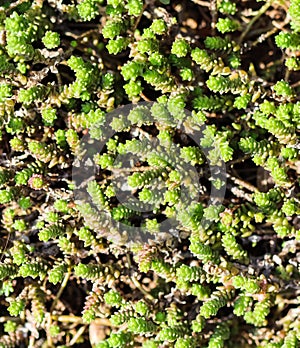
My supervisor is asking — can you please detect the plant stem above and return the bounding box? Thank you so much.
[50,264,71,312]
[238,0,274,45]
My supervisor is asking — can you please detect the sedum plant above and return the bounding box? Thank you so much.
[0,0,299,347]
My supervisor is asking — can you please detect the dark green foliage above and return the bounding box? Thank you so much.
[77,0,100,21]
[42,31,60,49]
[127,317,157,333]
[18,261,48,280]
[189,238,219,263]
[244,296,272,327]
[48,263,67,284]
[207,323,230,348]
[289,0,300,32]
[0,264,18,280]
[74,263,105,280]
[216,18,239,33]
[200,289,234,319]
[38,224,64,242]
[0,0,299,347]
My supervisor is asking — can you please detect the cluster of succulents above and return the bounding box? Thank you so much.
[0,0,299,347]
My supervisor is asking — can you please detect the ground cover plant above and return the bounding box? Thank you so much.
[0,0,299,347]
